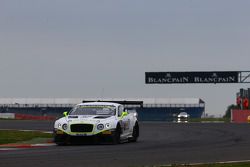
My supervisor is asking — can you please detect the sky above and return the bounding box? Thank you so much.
[0,0,250,116]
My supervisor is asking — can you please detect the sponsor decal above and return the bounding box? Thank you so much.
[102,130,112,135]
[145,71,239,84]
[75,134,88,136]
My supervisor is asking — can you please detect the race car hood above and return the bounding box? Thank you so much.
[66,115,113,121]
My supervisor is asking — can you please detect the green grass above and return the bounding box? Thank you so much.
[0,130,53,144]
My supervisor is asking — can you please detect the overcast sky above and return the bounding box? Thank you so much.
[0,0,250,116]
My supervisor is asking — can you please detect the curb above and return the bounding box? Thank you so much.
[0,143,56,150]
[0,129,56,150]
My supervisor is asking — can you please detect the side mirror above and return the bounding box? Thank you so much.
[122,111,128,117]
[63,111,68,117]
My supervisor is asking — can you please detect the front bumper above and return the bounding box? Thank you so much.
[53,129,116,144]
[54,128,115,136]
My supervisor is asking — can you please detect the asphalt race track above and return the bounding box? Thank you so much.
[1,120,250,167]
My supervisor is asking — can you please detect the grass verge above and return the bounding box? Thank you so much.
[0,130,53,145]
[189,118,230,123]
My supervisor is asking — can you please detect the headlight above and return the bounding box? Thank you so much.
[97,124,104,130]
[62,124,68,130]
[134,112,138,118]
[105,123,110,128]
[58,123,62,128]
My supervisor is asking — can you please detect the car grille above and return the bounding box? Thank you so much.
[70,124,94,132]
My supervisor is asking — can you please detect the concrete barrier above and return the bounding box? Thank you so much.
[0,113,15,119]
[0,113,56,120]
[15,114,56,120]
[231,109,250,123]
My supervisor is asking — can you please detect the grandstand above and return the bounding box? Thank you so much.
[0,98,205,121]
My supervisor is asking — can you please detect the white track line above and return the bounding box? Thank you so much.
[0,129,53,133]
[161,159,250,166]
[32,143,56,147]
[0,148,21,151]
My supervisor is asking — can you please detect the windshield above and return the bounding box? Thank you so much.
[179,112,188,115]
[69,105,116,116]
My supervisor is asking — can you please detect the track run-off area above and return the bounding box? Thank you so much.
[0,120,250,167]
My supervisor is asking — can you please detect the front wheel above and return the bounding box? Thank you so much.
[130,122,139,142]
[111,125,121,144]
[54,133,70,146]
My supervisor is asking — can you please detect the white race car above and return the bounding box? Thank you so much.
[54,102,139,145]
[177,112,189,123]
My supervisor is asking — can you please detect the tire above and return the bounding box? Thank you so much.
[111,124,121,144]
[130,122,139,142]
[54,134,70,146]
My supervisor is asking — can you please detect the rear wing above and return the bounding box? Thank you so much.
[82,100,143,108]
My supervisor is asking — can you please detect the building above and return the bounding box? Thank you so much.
[232,88,250,123]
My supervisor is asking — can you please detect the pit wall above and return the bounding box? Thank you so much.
[136,107,204,121]
[0,113,56,120]
[0,106,204,121]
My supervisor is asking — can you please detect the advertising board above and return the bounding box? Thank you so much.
[145,71,239,84]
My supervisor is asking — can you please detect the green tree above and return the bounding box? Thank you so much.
[223,104,238,118]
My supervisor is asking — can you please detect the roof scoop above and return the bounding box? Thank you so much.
[68,116,78,119]
[94,116,111,119]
